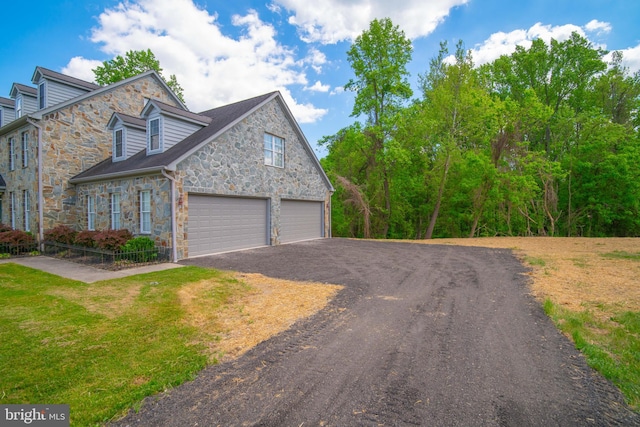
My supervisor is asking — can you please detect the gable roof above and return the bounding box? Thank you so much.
[32,67,100,91]
[107,112,147,130]
[0,97,15,108]
[141,99,211,126]
[70,91,333,191]
[10,83,37,98]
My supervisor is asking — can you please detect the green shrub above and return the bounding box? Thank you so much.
[119,236,158,262]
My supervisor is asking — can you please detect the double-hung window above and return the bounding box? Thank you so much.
[148,118,160,152]
[15,96,22,118]
[114,129,124,159]
[21,132,28,168]
[87,195,96,231]
[9,137,15,171]
[23,190,30,232]
[140,191,151,234]
[9,192,15,229]
[111,193,121,230]
[264,133,284,167]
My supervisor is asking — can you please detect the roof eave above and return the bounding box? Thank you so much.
[69,165,166,184]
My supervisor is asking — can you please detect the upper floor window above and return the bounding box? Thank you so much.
[264,133,284,168]
[140,191,151,234]
[21,132,29,168]
[8,137,15,171]
[114,129,124,160]
[0,109,3,127]
[87,195,96,231]
[148,118,160,153]
[38,82,46,109]
[15,96,22,118]
[111,193,121,230]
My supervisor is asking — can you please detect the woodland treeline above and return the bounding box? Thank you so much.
[320,19,640,239]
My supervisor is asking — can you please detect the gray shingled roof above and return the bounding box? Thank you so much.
[10,83,37,97]
[33,67,100,91]
[0,97,15,108]
[142,99,212,125]
[71,92,278,182]
[108,112,147,130]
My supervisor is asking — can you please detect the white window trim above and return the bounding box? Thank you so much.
[87,195,96,231]
[9,137,15,171]
[264,133,284,168]
[38,81,46,110]
[21,132,28,168]
[111,193,121,230]
[113,127,125,161]
[23,190,30,232]
[0,109,3,127]
[147,117,162,154]
[140,190,151,234]
[15,96,22,118]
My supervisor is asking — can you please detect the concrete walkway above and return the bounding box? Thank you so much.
[0,256,184,283]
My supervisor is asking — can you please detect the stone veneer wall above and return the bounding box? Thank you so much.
[40,75,180,232]
[175,97,332,258]
[75,174,172,247]
[0,126,39,232]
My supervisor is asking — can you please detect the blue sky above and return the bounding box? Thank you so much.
[1,0,639,157]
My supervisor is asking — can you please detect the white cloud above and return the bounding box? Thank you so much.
[61,0,326,123]
[305,81,330,92]
[276,0,469,43]
[464,21,615,67]
[604,43,640,74]
[61,57,103,83]
[305,47,327,73]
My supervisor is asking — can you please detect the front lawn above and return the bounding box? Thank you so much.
[0,263,249,426]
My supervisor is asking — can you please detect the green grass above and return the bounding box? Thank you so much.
[524,256,546,266]
[543,299,640,411]
[0,263,250,426]
[602,251,640,261]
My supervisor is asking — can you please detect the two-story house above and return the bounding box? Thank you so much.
[0,66,333,260]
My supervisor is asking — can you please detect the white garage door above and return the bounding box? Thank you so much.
[280,200,324,244]
[188,195,269,256]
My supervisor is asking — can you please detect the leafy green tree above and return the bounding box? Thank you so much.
[93,49,185,103]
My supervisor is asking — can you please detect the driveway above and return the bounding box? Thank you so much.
[113,239,639,426]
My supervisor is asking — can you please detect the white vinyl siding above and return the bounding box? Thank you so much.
[23,190,30,232]
[87,195,96,230]
[126,127,146,158]
[264,133,284,167]
[44,79,91,106]
[140,191,151,234]
[161,116,203,150]
[21,132,28,168]
[17,93,37,117]
[111,193,121,229]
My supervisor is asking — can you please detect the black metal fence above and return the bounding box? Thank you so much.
[43,241,172,270]
[0,241,39,257]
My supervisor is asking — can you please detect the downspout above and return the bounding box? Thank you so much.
[161,168,178,262]
[26,119,44,250]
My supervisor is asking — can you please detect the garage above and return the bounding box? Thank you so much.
[280,200,324,244]
[188,195,269,256]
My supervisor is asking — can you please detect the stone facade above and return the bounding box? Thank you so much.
[176,97,331,258]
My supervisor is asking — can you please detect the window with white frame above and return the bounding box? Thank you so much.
[23,190,30,232]
[114,129,124,159]
[111,193,121,230]
[9,192,15,229]
[264,133,284,167]
[0,109,3,127]
[21,132,28,168]
[87,195,96,231]
[140,190,151,234]
[15,96,22,118]
[38,82,46,109]
[148,118,160,152]
[9,137,16,171]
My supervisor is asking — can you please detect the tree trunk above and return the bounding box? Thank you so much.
[425,152,451,239]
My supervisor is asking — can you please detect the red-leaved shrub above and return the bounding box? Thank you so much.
[94,229,134,251]
[44,225,77,245]
[74,230,99,248]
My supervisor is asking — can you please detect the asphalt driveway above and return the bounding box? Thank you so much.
[113,239,639,426]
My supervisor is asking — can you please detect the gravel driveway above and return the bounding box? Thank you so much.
[113,239,639,426]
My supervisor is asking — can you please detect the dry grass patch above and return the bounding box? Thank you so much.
[47,283,144,318]
[180,272,343,362]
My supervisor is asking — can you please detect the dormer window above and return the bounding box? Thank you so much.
[148,118,161,153]
[114,129,124,159]
[15,96,22,118]
[38,82,46,109]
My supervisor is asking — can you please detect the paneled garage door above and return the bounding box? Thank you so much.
[280,200,324,244]
[188,195,269,256]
